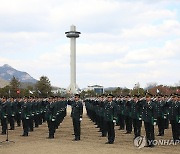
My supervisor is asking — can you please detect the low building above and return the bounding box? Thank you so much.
[51,88,67,95]
[85,85,104,95]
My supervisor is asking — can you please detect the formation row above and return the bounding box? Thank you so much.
[85,94,180,146]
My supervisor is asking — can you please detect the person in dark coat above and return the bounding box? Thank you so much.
[0,97,8,135]
[142,93,157,148]
[166,94,180,143]
[69,94,83,141]
[104,94,117,144]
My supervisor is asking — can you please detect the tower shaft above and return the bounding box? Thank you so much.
[65,25,81,94]
[70,37,76,93]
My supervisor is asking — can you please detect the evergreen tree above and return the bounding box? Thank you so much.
[9,76,20,98]
[35,76,52,97]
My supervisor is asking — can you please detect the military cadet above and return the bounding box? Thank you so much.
[99,95,107,137]
[21,97,31,136]
[15,97,22,127]
[124,95,133,134]
[166,94,180,142]
[104,94,117,144]
[46,96,57,139]
[164,95,170,129]
[0,97,8,135]
[55,97,67,129]
[155,95,166,136]
[6,97,16,130]
[55,96,61,129]
[34,98,39,128]
[178,95,180,141]
[142,93,157,147]
[29,97,34,132]
[85,97,94,121]
[42,98,48,122]
[69,94,83,141]
[131,95,142,139]
[115,97,121,127]
[95,98,101,130]
[117,96,125,130]
[38,98,43,125]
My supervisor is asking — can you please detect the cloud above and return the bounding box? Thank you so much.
[121,19,180,40]
[0,0,180,88]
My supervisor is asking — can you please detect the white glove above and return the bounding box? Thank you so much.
[113,120,116,123]
[80,118,82,121]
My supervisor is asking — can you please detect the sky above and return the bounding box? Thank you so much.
[0,0,180,89]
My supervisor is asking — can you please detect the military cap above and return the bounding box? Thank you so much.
[145,92,153,97]
[133,94,140,98]
[74,94,80,98]
[107,94,114,98]
[48,96,53,99]
[171,93,179,97]
[100,94,106,97]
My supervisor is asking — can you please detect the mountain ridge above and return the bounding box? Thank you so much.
[0,64,38,84]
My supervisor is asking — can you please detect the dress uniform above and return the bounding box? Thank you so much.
[70,94,83,141]
[131,95,142,139]
[166,94,180,142]
[6,98,16,130]
[28,97,34,132]
[0,97,8,135]
[164,95,170,129]
[155,96,166,136]
[15,98,23,127]
[21,97,31,136]
[46,97,57,139]
[118,97,126,130]
[99,96,107,137]
[57,97,67,127]
[142,94,157,147]
[124,96,132,134]
[104,94,117,144]
[34,99,39,128]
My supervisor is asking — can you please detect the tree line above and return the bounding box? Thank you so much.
[1,76,179,98]
[0,76,52,98]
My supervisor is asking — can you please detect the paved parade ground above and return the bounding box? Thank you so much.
[0,107,179,154]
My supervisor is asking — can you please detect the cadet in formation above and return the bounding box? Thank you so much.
[85,93,180,146]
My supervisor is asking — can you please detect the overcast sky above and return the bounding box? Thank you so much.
[0,0,180,89]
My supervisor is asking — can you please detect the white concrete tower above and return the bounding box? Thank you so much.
[65,25,81,94]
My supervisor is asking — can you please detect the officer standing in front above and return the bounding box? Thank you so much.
[69,94,83,141]
[104,94,117,144]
